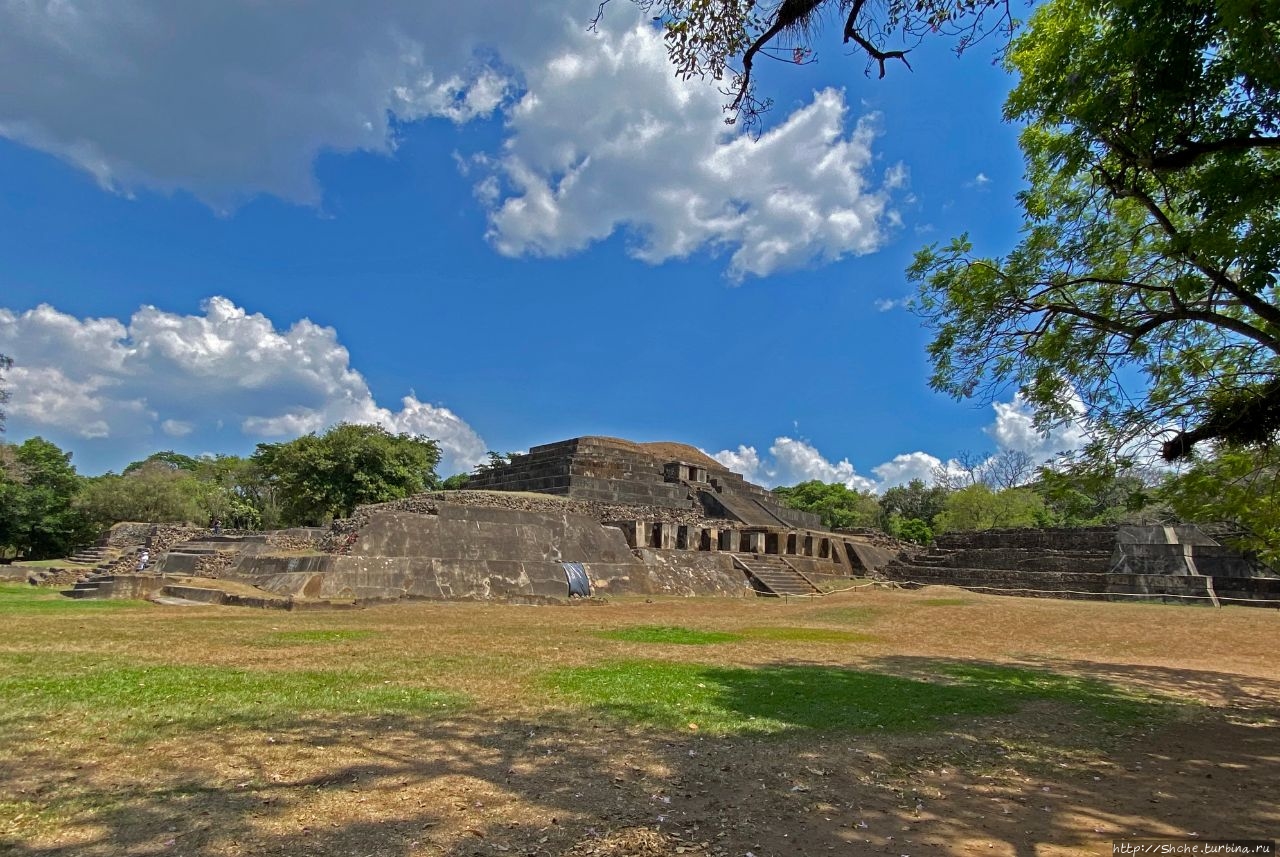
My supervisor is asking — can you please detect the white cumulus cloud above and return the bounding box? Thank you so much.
[0,1,535,207]
[708,395,1092,494]
[709,444,765,484]
[483,22,903,278]
[984,393,1089,464]
[709,437,877,492]
[871,452,947,487]
[0,299,487,473]
[0,2,903,278]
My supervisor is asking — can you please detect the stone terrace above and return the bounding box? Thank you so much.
[466,436,820,529]
[883,526,1280,607]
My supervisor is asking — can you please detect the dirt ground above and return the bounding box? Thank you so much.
[1,587,1277,857]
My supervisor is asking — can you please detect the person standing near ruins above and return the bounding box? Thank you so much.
[137,549,149,571]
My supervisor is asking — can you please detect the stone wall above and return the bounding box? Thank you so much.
[325,490,708,554]
[465,436,822,530]
[883,525,1280,607]
[467,437,694,508]
[229,506,657,602]
[99,524,207,576]
[931,527,1118,552]
[629,549,752,597]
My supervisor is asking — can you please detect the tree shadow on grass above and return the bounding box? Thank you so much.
[548,659,1170,736]
[0,659,1277,857]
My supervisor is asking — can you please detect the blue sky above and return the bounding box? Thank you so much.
[0,1,1082,487]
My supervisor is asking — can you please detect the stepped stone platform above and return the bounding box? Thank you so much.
[883,526,1280,607]
[467,436,820,529]
[55,436,901,608]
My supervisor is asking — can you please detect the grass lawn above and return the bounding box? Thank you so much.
[0,583,139,613]
[0,583,1276,857]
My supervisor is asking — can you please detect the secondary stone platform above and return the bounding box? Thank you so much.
[466,436,820,529]
[882,525,1280,607]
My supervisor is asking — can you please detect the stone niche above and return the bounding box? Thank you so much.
[663,461,709,484]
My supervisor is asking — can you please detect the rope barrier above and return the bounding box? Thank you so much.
[759,580,882,599]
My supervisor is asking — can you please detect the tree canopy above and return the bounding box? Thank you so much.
[934,484,1047,532]
[879,478,950,524]
[251,423,441,526]
[603,0,1014,129]
[0,437,95,559]
[912,0,1280,465]
[1160,446,1280,567]
[773,480,881,529]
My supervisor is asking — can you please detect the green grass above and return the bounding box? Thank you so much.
[938,663,1166,725]
[256,629,380,646]
[0,652,466,735]
[548,660,1171,736]
[598,625,742,645]
[918,598,972,607]
[0,583,141,613]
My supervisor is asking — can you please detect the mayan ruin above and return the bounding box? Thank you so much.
[3,0,1279,853]
[13,435,1272,612]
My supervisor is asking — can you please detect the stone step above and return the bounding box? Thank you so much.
[751,580,812,592]
[734,554,820,596]
[159,585,226,605]
[61,586,99,599]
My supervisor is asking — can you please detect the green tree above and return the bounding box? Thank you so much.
[886,514,934,545]
[0,437,96,559]
[912,0,1280,467]
[773,480,882,530]
[192,455,268,529]
[879,479,950,525]
[1036,463,1158,527]
[602,0,1014,129]
[122,450,200,475]
[933,484,1046,533]
[77,453,272,531]
[252,423,441,526]
[440,473,471,490]
[75,462,206,527]
[1160,447,1280,568]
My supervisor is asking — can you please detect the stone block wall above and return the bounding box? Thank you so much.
[928,547,1113,574]
[467,435,821,530]
[229,506,657,602]
[703,472,821,529]
[467,437,693,509]
[884,525,1279,607]
[932,527,1118,552]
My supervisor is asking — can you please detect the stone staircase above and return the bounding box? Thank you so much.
[733,553,821,597]
[61,573,302,609]
[63,572,217,603]
[153,535,259,576]
[67,545,113,565]
[24,544,127,586]
[62,571,116,598]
